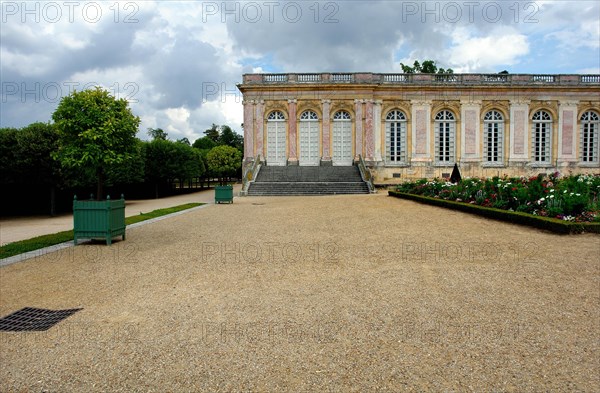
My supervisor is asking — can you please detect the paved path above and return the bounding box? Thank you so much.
[0,184,242,245]
[1,192,598,391]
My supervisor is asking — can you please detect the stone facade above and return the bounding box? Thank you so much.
[237,73,600,183]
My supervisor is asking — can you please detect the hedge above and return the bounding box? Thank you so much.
[388,191,600,235]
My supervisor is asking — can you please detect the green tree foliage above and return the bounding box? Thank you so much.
[204,123,220,142]
[400,60,454,74]
[0,123,65,215]
[219,125,244,151]
[0,127,20,185]
[52,87,140,199]
[173,141,205,187]
[148,127,168,140]
[207,145,242,185]
[192,136,218,151]
[105,138,145,186]
[143,138,206,198]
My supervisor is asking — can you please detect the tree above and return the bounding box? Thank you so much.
[193,136,218,151]
[206,145,242,185]
[400,60,454,74]
[219,125,244,151]
[204,123,220,142]
[17,122,62,215]
[177,137,191,145]
[173,142,205,188]
[0,127,20,185]
[143,139,178,198]
[105,138,145,187]
[52,87,140,200]
[148,128,168,140]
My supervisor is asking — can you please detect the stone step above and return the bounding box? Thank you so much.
[248,181,369,196]
[249,165,369,196]
[255,166,363,183]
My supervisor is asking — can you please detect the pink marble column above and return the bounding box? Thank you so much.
[243,100,254,159]
[321,99,331,161]
[464,109,477,155]
[354,99,363,159]
[561,110,574,155]
[287,99,298,163]
[365,100,374,161]
[255,100,265,159]
[513,110,526,155]
[415,109,428,155]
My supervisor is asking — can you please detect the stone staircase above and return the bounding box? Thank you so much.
[247,166,370,196]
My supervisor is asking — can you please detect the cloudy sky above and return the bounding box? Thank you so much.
[1,0,599,142]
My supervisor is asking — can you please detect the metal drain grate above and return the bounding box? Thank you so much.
[0,307,82,332]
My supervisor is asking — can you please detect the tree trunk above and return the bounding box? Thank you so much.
[155,182,159,199]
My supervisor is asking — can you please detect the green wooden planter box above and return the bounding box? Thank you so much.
[73,195,126,245]
[215,185,234,204]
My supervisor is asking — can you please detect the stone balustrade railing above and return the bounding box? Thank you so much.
[244,73,600,85]
[241,154,262,196]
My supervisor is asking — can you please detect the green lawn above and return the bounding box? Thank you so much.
[0,203,203,259]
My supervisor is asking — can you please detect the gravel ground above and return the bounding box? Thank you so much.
[0,185,242,245]
[0,193,599,392]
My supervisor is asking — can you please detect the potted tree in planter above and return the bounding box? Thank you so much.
[207,145,242,204]
[52,87,140,245]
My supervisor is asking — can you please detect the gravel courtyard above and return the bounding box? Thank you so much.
[1,193,599,392]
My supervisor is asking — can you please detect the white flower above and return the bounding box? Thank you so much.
[576,193,581,197]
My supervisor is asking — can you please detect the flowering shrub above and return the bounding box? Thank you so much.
[396,173,600,222]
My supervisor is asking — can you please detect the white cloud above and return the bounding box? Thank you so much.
[446,27,530,72]
[1,0,598,135]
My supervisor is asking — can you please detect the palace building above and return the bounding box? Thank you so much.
[237,73,600,184]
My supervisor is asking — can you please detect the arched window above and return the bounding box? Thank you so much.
[532,110,552,164]
[434,110,456,164]
[333,111,351,120]
[332,111,352,164]
[266,111,286,165]
[581,111,599,163]
[267,111,285,121]
[385,110,407,163]
[299,110,319,165]
[483,110,504,164]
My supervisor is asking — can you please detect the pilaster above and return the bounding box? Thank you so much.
[254,100,265,158]
[321,99,332,163]
[410,100,432,162]
[509,99,530,163]
[365,100,375,161]
[374,100,383,162]
[557,100,578,164]
[460,99,482,162]
[242,99,255,160]
[287,99,298,164]
[354,99,364,160]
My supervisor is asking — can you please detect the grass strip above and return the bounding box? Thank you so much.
[388,191,600,235]
[0,203,203,259]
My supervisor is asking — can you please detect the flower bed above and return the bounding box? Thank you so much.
[391,173,600,234]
